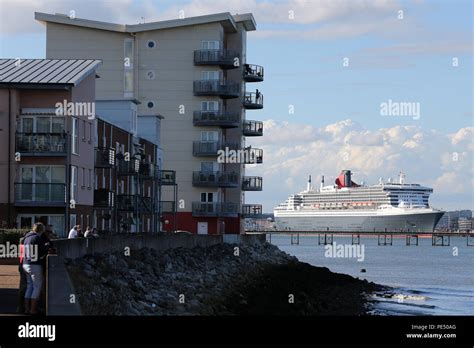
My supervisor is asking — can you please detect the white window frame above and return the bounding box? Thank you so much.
[201,101,219,112]
[71,166,78,201]
[201,71,220,80]
[72,117,79,155]
[201,40,220,50]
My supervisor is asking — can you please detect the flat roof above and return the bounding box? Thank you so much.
[0,59,101,88]
[35,11,256,33]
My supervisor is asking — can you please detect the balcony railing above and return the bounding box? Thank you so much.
[193,111,239,128]
[192,171,239,188]
[242,147,263,164]
[243,120,263,136]
[159,201,176,214]
[94,189,114,208]
[117,194,152,212]
[14,183,66,206]
[242,204,263,217]
[243,92,263,109]
[159,170,176,185]
[95,147,115,168]
[194,49,239,69]
[192,202,239,217]
[192,141,239,157]
[243,64,264,82]
[242,176,263,191]
[193,80,240,99]
[16,132,67,155]
[116,158,139,176]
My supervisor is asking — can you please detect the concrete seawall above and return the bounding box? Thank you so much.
[51,233,266,260]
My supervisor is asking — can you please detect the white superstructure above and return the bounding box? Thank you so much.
[274,170,444,232]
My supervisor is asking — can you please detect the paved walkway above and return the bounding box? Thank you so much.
[0,265,20,314]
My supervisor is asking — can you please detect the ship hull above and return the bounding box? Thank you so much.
[274,209,444,233]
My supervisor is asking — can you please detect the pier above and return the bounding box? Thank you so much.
[249,230,473,247]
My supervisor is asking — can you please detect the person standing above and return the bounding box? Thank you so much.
[68,225,80,239]
[22,223,49,315]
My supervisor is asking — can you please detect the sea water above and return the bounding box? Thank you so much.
[270,234,474,315]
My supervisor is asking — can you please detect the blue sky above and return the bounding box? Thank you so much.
[1,0,473,211]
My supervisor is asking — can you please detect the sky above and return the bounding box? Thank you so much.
[0,0,473,212]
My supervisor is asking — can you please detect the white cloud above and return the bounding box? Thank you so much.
[246,119,474,211]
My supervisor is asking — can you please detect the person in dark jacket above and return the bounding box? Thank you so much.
[22,223,49,315]
[16,231,28,314]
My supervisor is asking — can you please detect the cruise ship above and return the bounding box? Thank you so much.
[274,170,444,233]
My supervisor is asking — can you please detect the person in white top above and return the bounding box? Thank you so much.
[68,225,80,239]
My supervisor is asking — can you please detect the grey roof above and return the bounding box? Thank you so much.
[0,59,101,87]
[35,11,256,33]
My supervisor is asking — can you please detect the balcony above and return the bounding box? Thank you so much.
[159,170,176,185]
[117,194,152,212]
[192,202,239,218]
[94,189,114,208]
[139,162,158,179]
[116,158,139,176]
[95,147,115,168]
[243,92,263,109]
[159,201,176,214]
[192,171,239,188]
[242,204,263,217]
[14,183,66,206]
[193,80,240,99]
[242,176,263,191]
[192,141,239,157]
[243,64,264,82]
[194,49,239,69]
[193,111,239,128]
[242,147,263,164]
[16,133,67,156]
[243,120,263,136]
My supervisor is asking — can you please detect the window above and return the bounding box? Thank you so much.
[21,116,65,133]
[82,120,86,141]
[146,40,156,49]
[131,109,137,134]
[88,169,92,189]
[124,39,134,97]
[71,166,78,201]
[70,214,76,229]
[201,131,218,142]
[88,122,92,143]
[82,168,85,188]
[201,101,219,112]
[201,71,220,80]
[72,117,79,154]
[202,41,219,50]
[200,192,215,203]
[201,162,217,172]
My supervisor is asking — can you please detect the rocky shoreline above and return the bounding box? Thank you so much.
[66,242,385,315]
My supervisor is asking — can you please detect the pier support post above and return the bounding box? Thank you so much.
[467,234,474,247]
[352,234,360,245]
[378,234,393,246]
[318,233,333,245]
[406,235,418,246]
[432,234,450,246]
[290,233,300,245]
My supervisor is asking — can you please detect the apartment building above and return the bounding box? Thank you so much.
[0,59,100,236]
[94,115,176,234]
[36,11,264,234]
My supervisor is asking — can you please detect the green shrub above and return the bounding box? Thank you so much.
[0,229,28,245]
